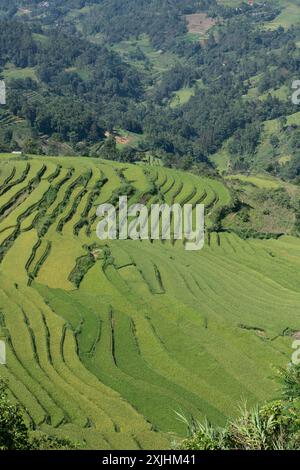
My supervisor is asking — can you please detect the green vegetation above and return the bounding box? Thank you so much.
[1,0,300,181]
[0,380,75,450]
[1,0,300,453]
[170,87,196,108]
[266,0,300,30]
[0,153,299,449]
[222,174,300,237]
[178,364,300,450]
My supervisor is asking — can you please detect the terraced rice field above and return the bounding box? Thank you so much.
[0,153,299,449]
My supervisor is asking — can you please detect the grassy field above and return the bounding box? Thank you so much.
[0,153,299,449]
[266,0,300,30]
[3,64,37,81]
[170,87,196,108]
[112,35,179,75]
[219,0,300,30]
[225,173,281,189]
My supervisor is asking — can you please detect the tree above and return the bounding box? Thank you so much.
[0,380,76,450]
[99,136,118,160]
[0,380,29,450]
[270,134,280,148]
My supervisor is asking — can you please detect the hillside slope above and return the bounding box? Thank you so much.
[1,0,300,181]
[0,153,299,449]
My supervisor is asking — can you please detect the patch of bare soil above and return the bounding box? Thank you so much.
[105,131,132,145]
[185,13,216,35]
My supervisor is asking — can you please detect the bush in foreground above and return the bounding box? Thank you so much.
[0,381,76,450]
[178,364,300,450]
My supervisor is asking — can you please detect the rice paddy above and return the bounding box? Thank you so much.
[0,153,298,449]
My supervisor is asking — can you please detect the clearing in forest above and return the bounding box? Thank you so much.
[185,13,216,37]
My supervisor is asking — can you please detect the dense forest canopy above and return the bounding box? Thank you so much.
[0,0,299,180]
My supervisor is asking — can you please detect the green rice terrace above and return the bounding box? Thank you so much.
[0,153,299,449]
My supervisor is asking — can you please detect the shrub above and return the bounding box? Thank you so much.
[0,380,76,450]
[177,365,300,450]
[0,381,29,450]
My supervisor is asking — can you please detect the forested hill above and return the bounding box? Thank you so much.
[0,0,300,182]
